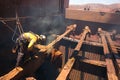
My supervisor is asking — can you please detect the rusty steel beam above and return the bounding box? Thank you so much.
[98,28,118,80]
[56,26,91,80]
[116,46,120,50]
[79,59,106,67]
[66,8,120,25]
[105,32,120,79]
[47,24,76,49]
[34,24,77,53]
[62,36,103,47]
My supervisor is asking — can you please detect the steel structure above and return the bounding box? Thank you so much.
[0,24,120,80]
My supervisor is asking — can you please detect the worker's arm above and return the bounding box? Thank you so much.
[28,39,37,50]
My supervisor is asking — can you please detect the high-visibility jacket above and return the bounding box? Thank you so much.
[18,32,39,50]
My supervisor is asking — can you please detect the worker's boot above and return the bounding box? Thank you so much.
[16,52,24,67]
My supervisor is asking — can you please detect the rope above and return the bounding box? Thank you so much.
[12,25,18,42]
[16,11,24,34]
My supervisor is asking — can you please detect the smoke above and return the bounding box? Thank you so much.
[28,14,66,44]
[20,15,66,44]
[105,24,120,34]
[17,1,67,44]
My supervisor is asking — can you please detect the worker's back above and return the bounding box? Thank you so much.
[20,32,38,42]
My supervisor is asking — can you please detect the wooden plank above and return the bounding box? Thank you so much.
[99,29,118,80]
[105,33,120,79]
[57,26,90,80]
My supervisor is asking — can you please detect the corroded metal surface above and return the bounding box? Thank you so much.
[1,25,120,80]
[57,26,91,80]
[62,36,103,47]
[99,29,118,80]
[57,27,120,80]
[105,32,120,79]
[68,50,106,80]
[66,8,120,25]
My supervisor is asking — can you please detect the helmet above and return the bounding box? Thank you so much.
[36,34,46,45]
[39,35,46,45]
[40,34,46,41]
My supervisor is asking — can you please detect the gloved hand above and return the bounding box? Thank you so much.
[12,48,16,53]
[12,45,18,53]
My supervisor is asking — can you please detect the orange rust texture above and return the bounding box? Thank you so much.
[66,8,120,25]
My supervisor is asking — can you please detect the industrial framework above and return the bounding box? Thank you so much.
[0,24,120,80]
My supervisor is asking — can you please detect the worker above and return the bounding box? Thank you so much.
[12,31,46,67]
